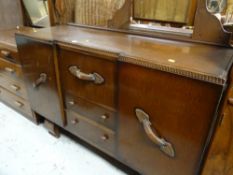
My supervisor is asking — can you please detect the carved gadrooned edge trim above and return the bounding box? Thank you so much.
[59,42,226,85]
[119,55,226,86]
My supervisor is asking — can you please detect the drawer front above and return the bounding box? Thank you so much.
[58,48,117,110]
[16,36,63,126]
[0,73,27,99]
[66,110,116,156]
[0,48,19,64]
[0,87,32,117]
[0,57,22,79]
[118,63,223,175]
[66,93,116,130]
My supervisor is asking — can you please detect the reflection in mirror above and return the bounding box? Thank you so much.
[207,0,233,27]
[22,0,50,27]
[130,0,197,36]
[67,0,196,36]
[74,0,125,27]
[133,0,196,25]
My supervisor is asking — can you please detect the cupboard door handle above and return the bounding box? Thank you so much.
[1,50,11,57]
[33,73,47,88]
[10,84,20,91]
[135,108,175,158]
[4,67,15,73]
[69,66,104,84]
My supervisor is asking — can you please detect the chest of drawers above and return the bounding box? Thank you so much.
[0,35,37,123]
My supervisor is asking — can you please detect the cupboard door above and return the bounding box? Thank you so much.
[118,63,223,175]
[16,35,64,126]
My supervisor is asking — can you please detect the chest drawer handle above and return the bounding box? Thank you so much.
[69,66,104,84]
[14,101,24,108]
[135,108,175,158]
[10,84,20,91]
[1,50,11,57]
[4,67,15,73]
[33,73,47,88]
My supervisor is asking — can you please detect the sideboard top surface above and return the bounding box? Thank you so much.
[14,25,233,85]
[0,27,36,51]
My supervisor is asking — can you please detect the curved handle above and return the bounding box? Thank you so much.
[135,108,175,158]
[14,101,24,108]
[10,84,20,91]
[4,67,15,74]
[1,50,11,57]
[33,73,47,88]
[69,66,104,84]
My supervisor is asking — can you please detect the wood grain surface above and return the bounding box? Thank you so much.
[202,70,233,175]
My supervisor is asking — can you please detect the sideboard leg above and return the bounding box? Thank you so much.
[44,119,60,138]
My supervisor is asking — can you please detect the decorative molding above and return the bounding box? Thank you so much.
[59,42,227,85]
[119,55,227,85]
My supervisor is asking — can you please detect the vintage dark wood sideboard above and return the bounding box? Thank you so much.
[0,0,233,175]
[12,24,232,175]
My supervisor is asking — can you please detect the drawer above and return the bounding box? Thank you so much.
[0,73,27,99]
[58,48,117,110]
[66,93,116,130]
[118,63,223,175]
[0,87,33,117]
[0,57,22,79]
[66,110,116,156]
[0,48,19,64]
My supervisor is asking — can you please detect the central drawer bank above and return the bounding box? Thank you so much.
[15,25,233,175]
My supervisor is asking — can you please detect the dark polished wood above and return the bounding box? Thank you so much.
[0,86,33,117]
[0,27,37,53]
[117,63,223,175]
[0,73,27,99]
[15,35,64,126]
[65,93,116,130]
[66,110,116,156]
[0,57,23,79]
[58,48,118,110]
[0,27,39,123]
[0,48,19,63]
[16,25,233,85]
[44,119,60,138]
[13,25,233,175]
[202,69,233,175]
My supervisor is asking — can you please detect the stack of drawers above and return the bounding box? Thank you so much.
[0,48,37,123]
[58,48,117,156]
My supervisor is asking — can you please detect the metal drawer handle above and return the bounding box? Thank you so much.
[68,101,75,106]
[1,50,11,57]
[71,118,79,125]
[14,101,24,108]
[101,134,109,141]
[4,67,15,73]
[135,108,175,158]
[33,73,47,88]
[10,84,20,91]
[69,66,104,84]
[101,115,109,120]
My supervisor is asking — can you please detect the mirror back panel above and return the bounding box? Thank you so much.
[0,0,24,29]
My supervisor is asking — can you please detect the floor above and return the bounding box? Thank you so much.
[0,102,127,175]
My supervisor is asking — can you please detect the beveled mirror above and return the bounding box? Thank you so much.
[22,0,50,27]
